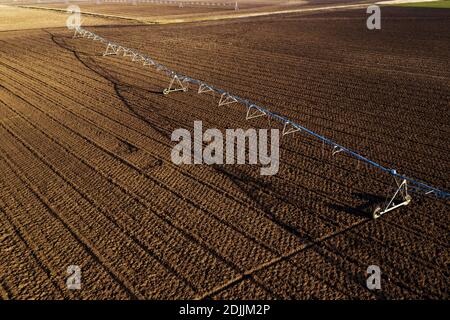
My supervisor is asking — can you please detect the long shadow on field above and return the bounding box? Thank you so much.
[306,235,388,299]
[42,30,395,300]
[46,30,318,244]
[43,31,293,299]
[213,165,313,244]
[328,192,385,219]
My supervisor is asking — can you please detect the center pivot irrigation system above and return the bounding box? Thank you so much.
[96,0,239,9]
[72,27,449,219]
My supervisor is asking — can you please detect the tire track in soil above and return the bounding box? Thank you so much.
[0,53,362,252]
[0,279,12,300]
[0,37,392,228]
[4,33,442,215]
[22,32,450,144]
[146,38,450,128]
[206,205,449,299]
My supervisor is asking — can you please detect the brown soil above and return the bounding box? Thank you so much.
[15,0,374,24]
[0,6,448,299]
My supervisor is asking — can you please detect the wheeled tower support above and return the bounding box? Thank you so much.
[163,75,189,95]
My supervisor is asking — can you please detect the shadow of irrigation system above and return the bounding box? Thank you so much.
[71,26,450,219]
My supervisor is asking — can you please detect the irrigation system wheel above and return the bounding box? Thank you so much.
[372,206,382,220]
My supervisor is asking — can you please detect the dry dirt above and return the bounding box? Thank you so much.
[0,4,448,299]
[0,4,127,31]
